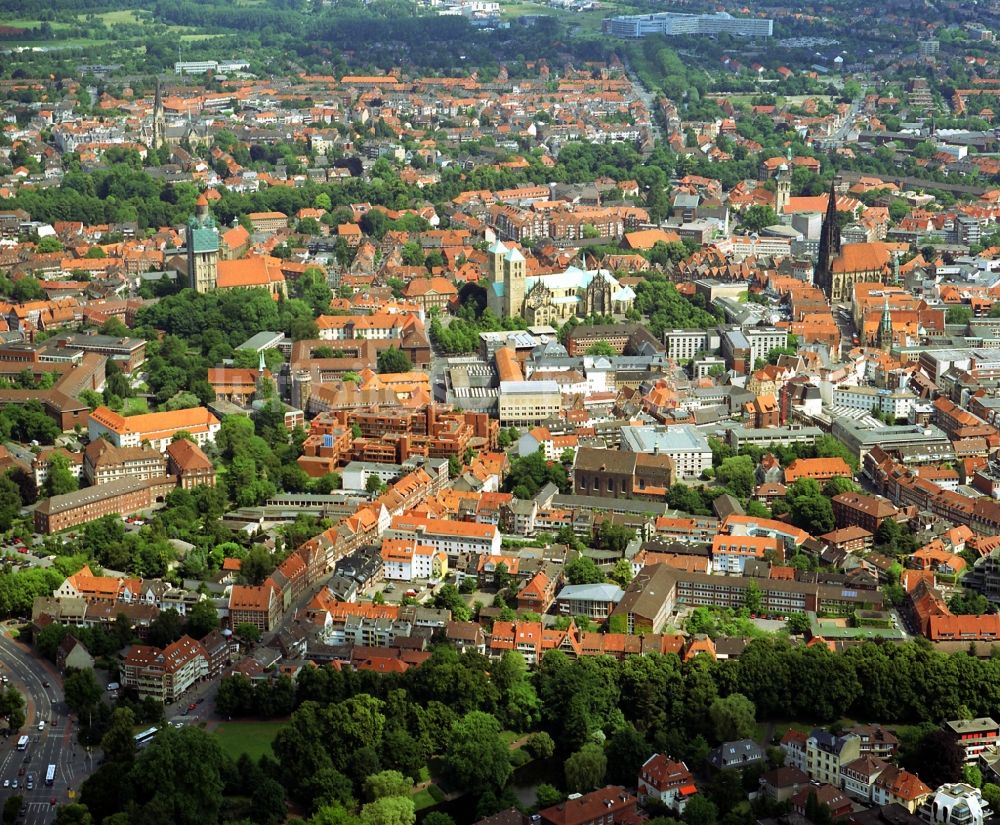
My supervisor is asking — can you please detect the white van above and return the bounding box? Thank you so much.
[37,721,44,731]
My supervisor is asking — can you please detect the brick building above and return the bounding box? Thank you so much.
[34,476,176,534]
[166,439,216,489]
[832,492,901,533]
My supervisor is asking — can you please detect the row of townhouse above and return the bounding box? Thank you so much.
[781,728,930,813]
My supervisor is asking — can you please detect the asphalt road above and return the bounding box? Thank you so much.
[0,633,93,825]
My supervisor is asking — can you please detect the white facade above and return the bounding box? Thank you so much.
[664,330,711,360]
[498,381,562,427]
[833,386,916,419]
[620,425,712,479]
[922,784,991,825]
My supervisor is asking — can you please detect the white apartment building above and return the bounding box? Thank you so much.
[380,538,447,581]
[620,424,712,479]
[386,515,501,558]
[833,386,917,420]
[664,329,713,360]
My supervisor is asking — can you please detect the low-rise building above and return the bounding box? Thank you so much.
[943,718,1000,763]
[620,424,712,480]
[165,439,216,489]
[638,753,698,813]
[538,787,637,825]
[919,784,991,825]
[556,583,625,620]
[88,406,221,452]
[120,635,208,702]
[34,476,176,534]
[83,439,166,486]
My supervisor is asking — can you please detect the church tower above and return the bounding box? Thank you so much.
[877,295,893,352]
[187,193,219,293]
[485,239,508,317]
[814,180,841,300]
[503,246,526,319]
[152,78,165,151]
[775,164,791,217]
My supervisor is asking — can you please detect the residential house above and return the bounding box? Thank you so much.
[637,754,698,813]
[707,739,766,771]
[538,787,637,825]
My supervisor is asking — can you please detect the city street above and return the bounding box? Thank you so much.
[0,632,92,825]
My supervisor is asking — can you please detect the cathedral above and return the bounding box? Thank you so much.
[813,182,892,304]
[485,240,636,324]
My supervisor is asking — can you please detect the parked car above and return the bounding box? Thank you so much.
[187,703,197,712]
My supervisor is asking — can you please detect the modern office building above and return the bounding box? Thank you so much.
[620,425,712,479]
[603,11,773,38]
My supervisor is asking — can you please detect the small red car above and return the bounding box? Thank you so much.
[187,703,197,711]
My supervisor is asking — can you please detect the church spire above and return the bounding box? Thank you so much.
[152,78,165,151]
[814,179,840,300]
[877,294,893,352]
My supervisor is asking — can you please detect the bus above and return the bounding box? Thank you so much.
[133,727,159,748]
[16,735,28,751]
[45,765,55,786]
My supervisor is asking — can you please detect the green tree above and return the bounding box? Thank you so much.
[43,453,78,497]
[947,306,973,326]
[185,599,219,639]
[684,795,718,825]
[565,555,605,585]
[37,236,63,253]
[100,707,138,765]
[3,797,24,825]
[125,726,228,825]
[63,668,102,718]
[0,686,25,731]
[359,797,415,825]
[610,558,634,587]
[0,473,22,532]
[235,622,262,644]
[147,608,184,648]
[565,742,607,792]
[786,613,811,634]
[377,347,412,374]
[364,770,413,800]
[709,693,757,742]
[585,341,617,356]
[526,731,556,760]
[443,711,512,792]
[740,205,779,233]
[716,455,755,498]
[949,590,992,616]
[241,545,275,586]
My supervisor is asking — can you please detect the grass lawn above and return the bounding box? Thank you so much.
[78,9,146,24]
[411,785,446,811]
[212,720,285,761]
[2,18,71,30]
[121,397,149,416]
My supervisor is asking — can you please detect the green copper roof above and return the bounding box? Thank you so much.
[189,225,219,254]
